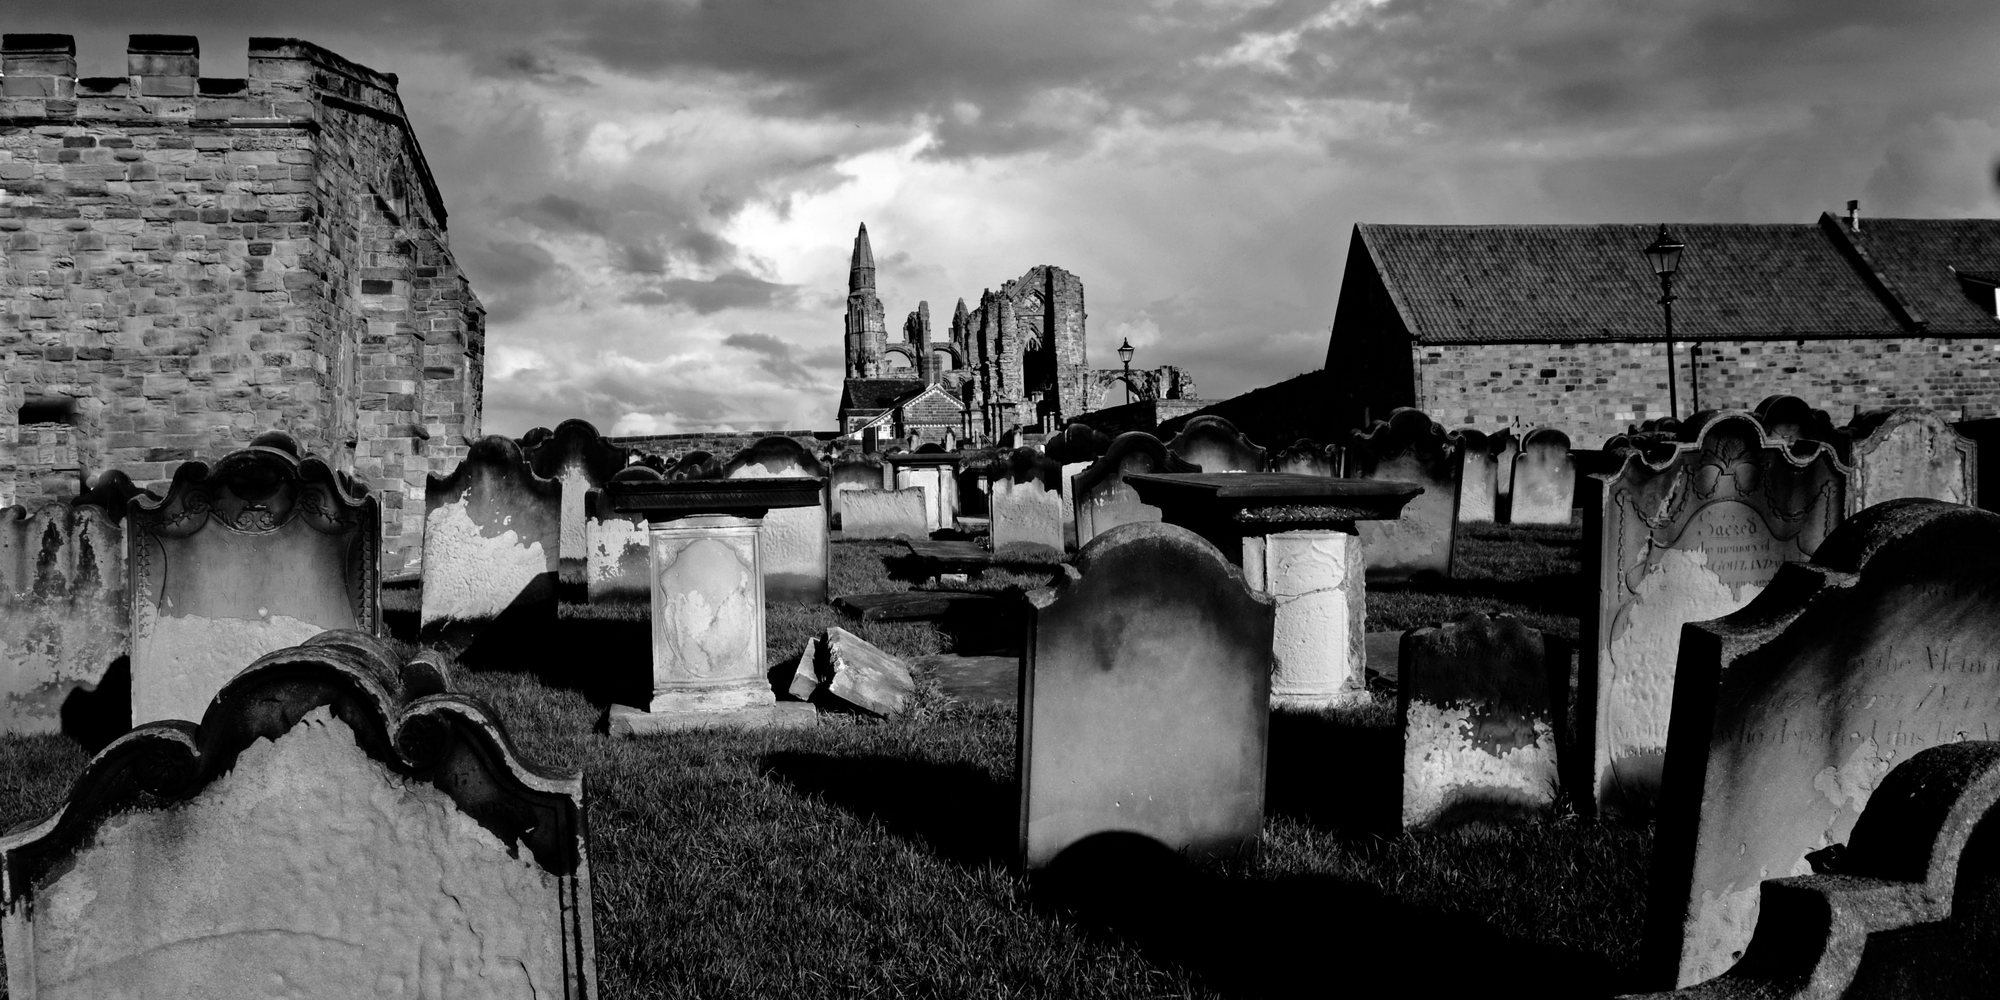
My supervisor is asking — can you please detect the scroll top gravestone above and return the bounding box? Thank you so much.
[1584,411,1847,817]
[1071,432,1197,547]
[524,419,634,592]
[1165,415,1266,473]
[722,436,831,604]
[1400,613,1570,829]
[1642,499,2000,988]
[128,433,380,726]
[420,436,560,643]
[0,630,598,999]
[1019,522,1275,869]
[1622,740,2000,1000]
[1351,408,1462,583]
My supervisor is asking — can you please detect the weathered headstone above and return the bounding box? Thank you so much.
[1642,499,2000,987]
[723,436,831,603]
[889,453,958,532]
[829,459,883,523]
[0,631,598,998]
[584,468,655,604]
[1166,415,1266,473]
[1273,439,1336,478]
[0,491,133,735]
[840,488,928,540]
[1511,427,1576,525]
[128,434,380,726]
[1058,460,1089,550]
[1352,408,1463,583]
[420,436,560,646]
[1583,411,1847,816]
[1019,522,1275,869]
[524,418,632,591]
[1451,428,1497,523]
[1622,740,2000,1000]
[991,480,1065,563]
[822,626,917,717]
[1844,407,1976,513]
[1072,432,1198,547]
[1492,428,1520,522]
[1399,612,1569,829]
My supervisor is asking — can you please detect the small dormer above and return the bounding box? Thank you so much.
[1948,266,2000,320]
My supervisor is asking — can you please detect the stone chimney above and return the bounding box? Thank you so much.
[128,35,199,96]
[1847,199,1861,233]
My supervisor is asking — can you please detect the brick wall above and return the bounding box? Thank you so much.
[1415,337,2000,445]
[0,35,481,572]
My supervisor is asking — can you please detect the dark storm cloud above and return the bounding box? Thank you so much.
[516,194,611,236]
[658,273,800,315]
[724,332,818,388]
[485,363,738,435]
[460,239,565,323]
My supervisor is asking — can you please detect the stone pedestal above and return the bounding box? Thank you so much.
[1126,473,1420,706]
[607,476,824,733]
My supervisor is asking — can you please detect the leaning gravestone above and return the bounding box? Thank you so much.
[990,479,1065,563]
[1400,612,1569,829]
[1584,411,1847,817]
[1623,740,2000,999]
[1511,427,1576,525]
[1019,522,1275,869]
[585,468,656,604]
[128,433,379,726]
[1450,428,1497,523]
[525,418,632,592]
[1641,499,2000,988]
[1073,432,1199,547]
[0,491,133,735]
[1843,407,1976,513]
[420,436,560,647]
[840,488,928,540]
[0,631,598,997]
[1352,408,1463,583]
[723,436,831,603]
[1166,415,1266,473]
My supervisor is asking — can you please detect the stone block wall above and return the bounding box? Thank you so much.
[0,35,483,571]
[1412,337,2000,446]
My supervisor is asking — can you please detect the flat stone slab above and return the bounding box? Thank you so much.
[918,653,1019,708]
[834,590,1005,621]
[1125,472,1423,522]
[608,701,818,736]
[904,539,995,573]
[824,627,917,717]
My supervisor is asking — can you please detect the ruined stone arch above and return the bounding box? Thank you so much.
[1090,369,1161,406]
[930,342,965,373]
[881,344,917,373]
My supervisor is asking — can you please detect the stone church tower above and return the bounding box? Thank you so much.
[843,223,888,378]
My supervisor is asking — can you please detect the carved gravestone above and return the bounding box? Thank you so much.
[1583,411,1847,817]
[991,480,1064,563]
[128,434,379,726]
[1019,522,1275,869]
[1451,428,1497,523]
[840,489,929,540]
[585,468,656,604]
[1642,500,2000,987]
[1400,612,1570,829]
[525,419,632,591]
[1166,415,1266,473]
[1352,408,1463,583]
[420,436,560,647]
[1623,741,2000,999]
[0,490,135,735]
[1274,439,1336,478]
[829,459,884,525]
[722,436,830,603]
[0,631,598,998]
[1844,408,1977,513]
[1073,432,1198,547]
[1511,427,1576,525]
[1492,429,1520,522]
[1751,394,1844,454]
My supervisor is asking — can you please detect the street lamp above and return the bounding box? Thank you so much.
[1643,224,1686,420]
[1117,337,1135,405]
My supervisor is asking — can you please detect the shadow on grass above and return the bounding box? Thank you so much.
[760,751,1016,868]
[1264,709,1400,835]
[1034,832,1621,999]
[1373,571,1588,619]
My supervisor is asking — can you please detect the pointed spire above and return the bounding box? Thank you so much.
[848,222,875,294]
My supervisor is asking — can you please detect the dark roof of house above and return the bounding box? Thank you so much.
[838,378,928,414]
[1351,213,2000,344]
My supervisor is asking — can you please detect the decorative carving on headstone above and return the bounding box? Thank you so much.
[128,432,379,726]
[1582,411,1847,818]
[1071,432,1197,547]
[1351,407,1462,582]
[0,630,598,998]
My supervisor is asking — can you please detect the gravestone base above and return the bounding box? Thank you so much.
[609,701,818,736]
[649,679,776,715]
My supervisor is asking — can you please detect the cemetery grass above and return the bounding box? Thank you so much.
[0,523,1654,998]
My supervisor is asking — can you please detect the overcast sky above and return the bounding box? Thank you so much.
[27,1,2000,436]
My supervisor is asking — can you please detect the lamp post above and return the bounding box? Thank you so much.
[1117,337,1135,405]
[1643,224,1686,421]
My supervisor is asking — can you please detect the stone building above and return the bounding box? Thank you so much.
[835,223,1194,446]
[1324,208,2000,444]
[0,35,484,571]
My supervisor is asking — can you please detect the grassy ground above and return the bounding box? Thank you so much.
[0,517,1650,998]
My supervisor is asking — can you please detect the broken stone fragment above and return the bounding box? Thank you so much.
[786,635,823,701]
[822,626,915,717]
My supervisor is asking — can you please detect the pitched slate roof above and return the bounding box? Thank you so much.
[1353,214,2000,345]
[838,378,927,413]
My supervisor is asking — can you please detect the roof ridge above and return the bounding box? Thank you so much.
[1818,212,1927,332]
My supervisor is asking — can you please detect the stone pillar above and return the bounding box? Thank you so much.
[1240,528,1368,705]
[645,514,768,714]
